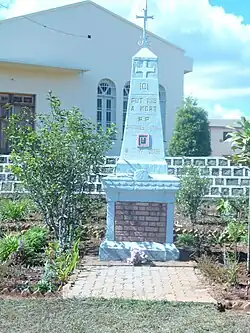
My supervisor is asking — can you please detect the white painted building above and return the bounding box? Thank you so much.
[209,119,241,156]
[0,0,193,155]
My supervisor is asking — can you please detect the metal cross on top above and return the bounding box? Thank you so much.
[136,0,154,48]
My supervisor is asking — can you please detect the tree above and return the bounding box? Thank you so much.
[226,117,250,272]
[176,164,210,227]
[6,92,113,252]
[168,97,211,156]
[227,117,250,165]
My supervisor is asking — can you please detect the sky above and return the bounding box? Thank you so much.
[0,0,250,120]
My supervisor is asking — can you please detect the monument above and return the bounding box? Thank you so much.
[99,0,180,261]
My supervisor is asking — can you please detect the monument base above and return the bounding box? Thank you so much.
[99,240,179,262]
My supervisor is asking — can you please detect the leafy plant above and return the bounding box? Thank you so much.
[197,255,227,284]
[216,197,248,224]
[22,226,48,253]
[45,239,80,287]
[168,96,211,156]
[226,117,250,165]
[33,261,57,294]
[176,233,197,247]
[0,234,19,262]
[176,164,210,227]
[6,92,113,252]
[226,221,246,244]
[223,251,239,286]
[0,198,33,222]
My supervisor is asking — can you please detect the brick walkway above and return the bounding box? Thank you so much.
[63,258,215,303]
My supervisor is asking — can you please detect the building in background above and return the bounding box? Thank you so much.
[209,119,241,156]
[0,0,192,155]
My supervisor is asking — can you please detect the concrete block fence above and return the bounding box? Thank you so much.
[0,155,249,197]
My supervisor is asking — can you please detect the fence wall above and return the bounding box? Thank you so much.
[0,155,249,197]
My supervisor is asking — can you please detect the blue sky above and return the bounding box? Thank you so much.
[0,0,250,119]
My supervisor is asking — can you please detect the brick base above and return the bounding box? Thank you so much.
[114,202,167,243]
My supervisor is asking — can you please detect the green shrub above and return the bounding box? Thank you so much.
[0,234,19,262]
[6,93,113,252]
[45,239,79,287]
[23,226,48,253]
[197,255,227,284]
[0,198,35,222]
[18,226,48,266]
[176,233,197,247]
[176,165,210,227]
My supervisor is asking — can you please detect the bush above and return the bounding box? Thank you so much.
[197,256,227,284]
[176,233,197,247]
[6,93,113,252]
[22,226,48,253]
[176,165,210,227]
[32,239,80,293]
[0,234,19,262]
[0,198,34,222]
[17,226,49,266]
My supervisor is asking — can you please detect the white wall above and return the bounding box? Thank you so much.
[210,126,233,156]
[0,2,189,155]
[0,64,83,115]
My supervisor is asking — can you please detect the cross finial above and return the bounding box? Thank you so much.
[136,0,154,48]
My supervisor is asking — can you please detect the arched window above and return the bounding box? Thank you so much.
[159,84,166,141]
[122,82,130,135]
[122,82,166,139]
[97,79,116,131]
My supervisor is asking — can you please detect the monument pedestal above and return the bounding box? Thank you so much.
[99,241,179,261]
[99,173,180,261]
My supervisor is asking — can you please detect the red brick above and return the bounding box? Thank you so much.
[124,226,136,231]
[145,216,158,222]
[135,211,148,216]
[151,203,160,207]
[145,227,158,232]
[129,221,137,226]
[134,231,146,237]
[149,207,160,212]
[116,226,123,231]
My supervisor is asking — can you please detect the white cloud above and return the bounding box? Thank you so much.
[207,104,244,119]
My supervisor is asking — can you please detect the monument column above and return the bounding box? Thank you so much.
[99,0,180,262]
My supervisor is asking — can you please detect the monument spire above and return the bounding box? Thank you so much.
[136,0,154,48]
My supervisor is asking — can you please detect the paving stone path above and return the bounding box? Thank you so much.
[63,258,215,303]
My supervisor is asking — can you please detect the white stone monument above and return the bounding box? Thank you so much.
[99,0,180,261]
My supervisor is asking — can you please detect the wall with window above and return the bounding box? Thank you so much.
[0,93,35,154]
[210,126,235,156]
[0,64,83,153]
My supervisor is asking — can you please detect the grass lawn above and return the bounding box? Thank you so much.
[0,298,249,333]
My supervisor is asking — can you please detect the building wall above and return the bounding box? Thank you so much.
[0,64,83,115]
[210,126,234,156]
[0,2,189,155]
